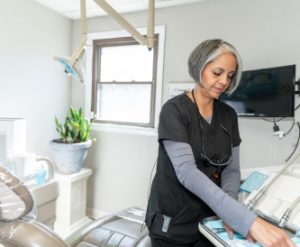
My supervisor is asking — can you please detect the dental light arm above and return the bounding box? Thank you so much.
[55,0,88,83]
[55,0,155,83]
[69,0,88,67]
[93,0,155,49]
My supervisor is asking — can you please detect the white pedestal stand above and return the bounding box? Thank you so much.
[54,168,92,239]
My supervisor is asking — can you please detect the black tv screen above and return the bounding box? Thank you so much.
[220,65,295,117]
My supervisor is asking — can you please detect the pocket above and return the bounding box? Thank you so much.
[148,212,172,232]
[149,212,191,242]
[149,212,169,234]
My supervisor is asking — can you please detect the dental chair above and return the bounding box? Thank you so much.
[0,166,68,247]
[0,166,151,247]
[65,209,151,247]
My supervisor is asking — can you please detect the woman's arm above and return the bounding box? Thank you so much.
[163,140,256,237]
[221,146,241,200]
[163,140,295,246]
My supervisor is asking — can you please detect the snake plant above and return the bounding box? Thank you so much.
[55,107,91,143]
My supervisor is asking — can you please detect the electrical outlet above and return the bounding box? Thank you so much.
[273,131,284,139]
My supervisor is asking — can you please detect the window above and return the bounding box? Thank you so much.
[91,35,159,128]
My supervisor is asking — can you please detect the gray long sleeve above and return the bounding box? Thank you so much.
[163,140,256,237]
[221,147,241,200]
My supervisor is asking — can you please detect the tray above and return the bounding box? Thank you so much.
[199,216,300,247]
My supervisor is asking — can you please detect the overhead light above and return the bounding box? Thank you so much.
[55,0,155,83]
[55,0,87,83]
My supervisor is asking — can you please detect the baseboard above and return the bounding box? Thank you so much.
[86,207,110,220]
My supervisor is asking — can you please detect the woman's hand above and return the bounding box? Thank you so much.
[224,223,234,239]
[248,217,295,247]
[224,223,255,242]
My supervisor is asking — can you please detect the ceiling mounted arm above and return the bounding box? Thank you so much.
[55,0,155,83]
[147,0,155,49]
[93,0,155,49]
[81,0,88,36]
[54,0,87,83]
[68,0,88,66]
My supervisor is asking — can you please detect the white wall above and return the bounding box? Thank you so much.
[71,0,300,216]
[0,0,72,156]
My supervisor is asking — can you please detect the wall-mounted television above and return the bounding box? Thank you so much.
[220,65,296,117]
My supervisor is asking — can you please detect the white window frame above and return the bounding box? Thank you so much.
[84,25,165,135]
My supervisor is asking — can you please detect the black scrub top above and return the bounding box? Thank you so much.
[145,93,241,244]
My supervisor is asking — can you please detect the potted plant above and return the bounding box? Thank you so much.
[50,107,93,174]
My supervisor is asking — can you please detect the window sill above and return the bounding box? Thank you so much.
[91,122,158,137]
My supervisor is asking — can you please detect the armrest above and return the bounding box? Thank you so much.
[65,214,117,246]
[0,166,69,246]
[0,220,69,247]
[65,208,151,247]
[0,166,34,221]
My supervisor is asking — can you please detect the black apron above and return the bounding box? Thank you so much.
[145,94,240,244]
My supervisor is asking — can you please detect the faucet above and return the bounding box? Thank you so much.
[35,156,55,182]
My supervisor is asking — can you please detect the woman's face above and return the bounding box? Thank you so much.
[200,51,237,99]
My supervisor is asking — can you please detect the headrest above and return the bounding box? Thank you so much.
[0,166,34,221]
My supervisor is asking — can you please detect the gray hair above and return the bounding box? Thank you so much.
[188,39,242,94]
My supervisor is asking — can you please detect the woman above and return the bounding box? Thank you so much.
[145,39,295,247]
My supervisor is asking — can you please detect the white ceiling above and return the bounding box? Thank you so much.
[34,0,206,19]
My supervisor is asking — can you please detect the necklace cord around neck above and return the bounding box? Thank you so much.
[191,89,200,114]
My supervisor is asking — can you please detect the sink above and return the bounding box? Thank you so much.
[13,157,59,229]
[25,178,59,229]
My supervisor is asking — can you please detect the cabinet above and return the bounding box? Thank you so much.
[54,168,92,239]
